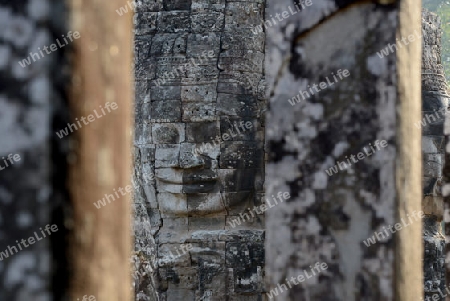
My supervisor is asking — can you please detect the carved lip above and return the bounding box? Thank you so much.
[154,176,182,184]
[155,170,218,185]
[183,173,218,184]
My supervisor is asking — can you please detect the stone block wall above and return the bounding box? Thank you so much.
[133,1,267,300]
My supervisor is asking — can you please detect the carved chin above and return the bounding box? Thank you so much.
[157,191,252,217]
[156,169,256,216]
[182,182,218,194]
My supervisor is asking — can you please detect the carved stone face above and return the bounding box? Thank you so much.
[149,114,264,217]
[421,80,448,299]
[133,1,266,299]
[131,0,266,220]
[421,91,446,216]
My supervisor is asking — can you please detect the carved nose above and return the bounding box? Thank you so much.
[180,151,205,169]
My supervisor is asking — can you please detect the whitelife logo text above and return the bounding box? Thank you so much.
[193,121,254,156]
[0,153,21,171]
[287,69,350,106]
[376,29,422,59]
[251,0,313,34]
[56,102,118,139]
[0,224,58,261]
[363,210,424,247]
[228,192,290,228]
[266,262,328,299]
[18,31,80,67]
[325,140,388,176]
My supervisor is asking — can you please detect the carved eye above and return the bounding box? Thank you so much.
[153,125,180,144]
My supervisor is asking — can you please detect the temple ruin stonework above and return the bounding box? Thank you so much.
[421,10,447,301]
[133,0,266,300]
[132,1,449,301]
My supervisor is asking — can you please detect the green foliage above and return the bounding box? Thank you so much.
[423,0,450,83]
[423,0,442,11]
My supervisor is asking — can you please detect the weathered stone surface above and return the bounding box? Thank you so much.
[265,1,422,300]
[422,11,448,93]
[422,10,448,301]
[133,0,266,299]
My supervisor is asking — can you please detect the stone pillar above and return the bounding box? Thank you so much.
[421,10,447,301]
[133,0,266,300]
[0,1,68,300]
[265,0,422,300]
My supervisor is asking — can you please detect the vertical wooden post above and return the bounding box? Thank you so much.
[67,0,133,300]
[397,0,423,300]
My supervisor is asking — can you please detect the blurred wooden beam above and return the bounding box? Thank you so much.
[67,0,133,300]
